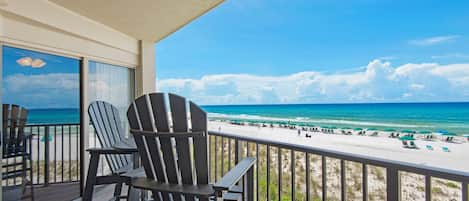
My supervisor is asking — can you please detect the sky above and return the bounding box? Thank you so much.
[2,46,80,109]
[2,1,469,108]
[156,0,469,105]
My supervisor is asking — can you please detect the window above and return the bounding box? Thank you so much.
[88,61,135,137]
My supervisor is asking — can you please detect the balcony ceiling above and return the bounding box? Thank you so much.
[49,0,224,42]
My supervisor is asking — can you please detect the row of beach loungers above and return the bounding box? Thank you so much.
[227,120,464,144]
[402,141,451,152]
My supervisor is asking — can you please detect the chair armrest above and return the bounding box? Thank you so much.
[86,147,136,154]
[213,157,256,192]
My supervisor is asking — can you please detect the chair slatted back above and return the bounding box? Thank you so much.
[88,101,130,173]
[127,93,208,201]
[2,104,28,157]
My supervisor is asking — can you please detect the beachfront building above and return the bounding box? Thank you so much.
[1,1,468,201]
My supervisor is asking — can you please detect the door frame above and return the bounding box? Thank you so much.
[0,42,137,197]
[1,44,84,197]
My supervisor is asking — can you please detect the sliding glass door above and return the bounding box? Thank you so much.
[88,61,135,134]
[1,45,81,200]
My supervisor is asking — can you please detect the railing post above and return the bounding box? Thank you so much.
[386,167,399,201]
[463,181,468,201]
[306,153,310,201]
[44,126,50,186]
[235,139,239,164]
[322,156,327,201]
[425,175,431,201]
[341,160,346,201]
[362,164,368,201]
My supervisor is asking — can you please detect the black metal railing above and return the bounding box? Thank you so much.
[24,123,80,186]
[208,131,469,201]
[2,123,117,187]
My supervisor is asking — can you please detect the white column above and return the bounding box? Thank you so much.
[80,57,90,192]
[136,40,156,96]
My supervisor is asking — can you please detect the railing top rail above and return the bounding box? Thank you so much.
[26,123,80,127]
[208,130,469,182]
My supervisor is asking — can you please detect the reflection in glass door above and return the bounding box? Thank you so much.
[1,46,81,200]
[87,61,135,175]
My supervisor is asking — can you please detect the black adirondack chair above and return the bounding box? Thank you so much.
[2,104,34,201]
[127,93,256,201]
[85,101,143,200]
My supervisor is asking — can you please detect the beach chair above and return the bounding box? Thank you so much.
[409,141,418,149]
[426,145,433,151]
[401,141,409,148]
[127,93,256,201]
[2,104,34,201]
[84,101,144,201]
[442,147,450,152]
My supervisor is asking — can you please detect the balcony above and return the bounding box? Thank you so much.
[4,123,469,201]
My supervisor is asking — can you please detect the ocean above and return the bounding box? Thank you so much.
[27,102,469,134]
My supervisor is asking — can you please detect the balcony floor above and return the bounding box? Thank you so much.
[14,182,118,201]
[18,183,80,201]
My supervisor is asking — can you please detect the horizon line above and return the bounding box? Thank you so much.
[201,101,469,107]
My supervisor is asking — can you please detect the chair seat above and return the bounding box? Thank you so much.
[131,177,215,197]
[121,167,146,178]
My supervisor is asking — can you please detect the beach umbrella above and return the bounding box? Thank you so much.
[383,128,396,132]
[367,128,378,131]
[40,135,53,142]
[418,130,432,134]
[401,130,415,134]
[442,132,457,136]
[399,136,415,141]
[437,130,449,134]
[354,128,363,131]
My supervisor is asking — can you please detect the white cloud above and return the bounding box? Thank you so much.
[157,60,469,105]
[409,35,460,46]
[2,73,79,108]
[431,53,469,60]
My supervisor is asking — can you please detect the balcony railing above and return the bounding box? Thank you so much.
[3,123,81,187]
[5,123,468,201]
[208,131,469,201]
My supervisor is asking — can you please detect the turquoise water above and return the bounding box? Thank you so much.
[27,102,469,134]
[28,108,79,125]
[203,102,469,134]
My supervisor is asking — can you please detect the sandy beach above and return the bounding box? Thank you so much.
[208,120,469,174]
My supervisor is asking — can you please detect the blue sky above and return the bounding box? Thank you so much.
[157,0,469,104]
[2,46,80,108]
[156,0,469,78]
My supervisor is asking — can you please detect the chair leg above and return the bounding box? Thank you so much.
[246,167,254,201]
[83,153,100,201]
[30,160,35,201]
[113,182,123,200]
[126,185,140,201]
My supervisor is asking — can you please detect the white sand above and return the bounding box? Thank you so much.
[209,121,469,174]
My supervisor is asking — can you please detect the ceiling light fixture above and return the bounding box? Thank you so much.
[31,59,46,68]
[16,57,46,69]
[16,57,33,67]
